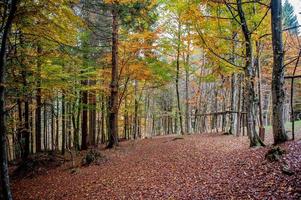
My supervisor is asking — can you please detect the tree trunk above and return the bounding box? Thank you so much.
[229,74,238,135]
[107,6,119,148]
[19,33,30,158]
[271,0,288,144]
[0,0,17,199]
[61,93,66,155]
[229,32,238,135]
[81,82,88,150]
[236,74,242,136]
[255,41,265,141]
[124,95,128,139]
[176,21,184,135]
[72,93,81,150]
[44,105,47,151]
[89,85,96,146]
[101,94,106,144]
[24,98,30,157]
[17,97,23,158]
[35,45,42,152]
[133,80,138,139]
[56,95,59,151]
[237,0,264,147]
[185,58,190,134]
[51,107,55,151]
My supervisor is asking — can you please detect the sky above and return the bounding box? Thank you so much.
[289,0,301,23]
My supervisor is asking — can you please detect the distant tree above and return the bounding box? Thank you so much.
[283,0,299,35]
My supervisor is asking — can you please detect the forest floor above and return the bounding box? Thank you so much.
[11,132,301,200]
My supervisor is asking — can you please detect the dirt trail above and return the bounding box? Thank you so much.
[12,134,301,200]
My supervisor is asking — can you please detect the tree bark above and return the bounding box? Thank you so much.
[19,33,30,158]
[0,0,17,199]
[185,43,190,134]
[229,33,238,135]
[101,94,106,143]
[81,85,88,150]
[255,41,265,141]
[124,95,129,139]
[176,21,184,135]
[72,93,81,150]
[236,74,242,136]
[271,0,288,144]
[44,104,48,151]
[229,74,238,135]
[133,80,138,139]
[51,107,54,151]
[89,83,96,146]
[237,0,264,147]
[61,93,66,155]
[56,95,59,151]
[35,45,42,152]
[107,6,119,148]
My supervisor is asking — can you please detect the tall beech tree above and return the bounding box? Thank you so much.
[271,0,288,144]
[236,0,264,147]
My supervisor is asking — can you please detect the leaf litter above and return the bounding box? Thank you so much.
[11,133,301,200]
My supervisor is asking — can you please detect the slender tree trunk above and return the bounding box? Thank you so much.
[51,107,54,151]
[89,86,96,146]
[124,95,128,139]
[185,59,190,134]
[107,6,119,148]
[56,95,59,151]
[61,93,66,155]
[35,45,42,152]
[17,100,23,158]
[237,0,264,147]
[24,98,30,157]
[290,78,294,140]
[271,0,288,144]
[81,83,88,150]
[72,93,81,150]
[133,80,138,139]
[30,109,34,153]
[255,41,265,141]
[229,33,238,135]
[0,1,17,199]
[44,105,47,151]
[185,28,191,134]
[211,84,218,132]
[229,74,238,135]
[176,22,184,135]
[67,103,72,150]
[236,74,242,136]
[101,94,106,144]
[19,33,30,158]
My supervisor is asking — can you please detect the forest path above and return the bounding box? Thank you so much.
[12,134,301,200]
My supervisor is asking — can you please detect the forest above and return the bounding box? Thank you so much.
[1,0,301,199]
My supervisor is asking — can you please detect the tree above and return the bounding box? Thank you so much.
[0,0,18,199]
[107,3,119,148]
[36,45,42,152]
[190,0,267,145]
[236,0,265,147]
[271,0,288,144]
[106,0,158,147]
[283,0,299,35]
